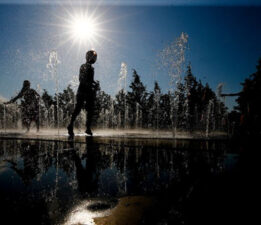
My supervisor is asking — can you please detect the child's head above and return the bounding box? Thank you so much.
[86,50,97,64]
[23,80,30,89]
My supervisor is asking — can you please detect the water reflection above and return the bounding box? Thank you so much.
[0,137,233,224]
[63,199,117,225]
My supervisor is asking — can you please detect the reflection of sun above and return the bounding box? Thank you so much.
[63,200,112,225]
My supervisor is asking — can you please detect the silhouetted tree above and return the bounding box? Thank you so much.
[127,70,148,127]
[1,65,230,132]
[42,89,54,110]
[58,85,75,127]
[160,92,172,129]
[184,65,199,131]
[114,89,126,128]
[235,58,261,136]
[147,81,162,128]
[95,81,112,127]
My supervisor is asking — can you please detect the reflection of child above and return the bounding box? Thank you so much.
[5,80,40,132]
[67,50,98,137]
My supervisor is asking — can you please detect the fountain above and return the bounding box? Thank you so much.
[118,62,128,128]
[36,84,42,130]
[0,32,230,139]
[49,104,55,128]
[160,32,189,137]
[3,103,6,133]
[153,82,161,132]
[69,75,78,107]
[135,102,142,129]
[206,99,214,138]
[47,50,60,135]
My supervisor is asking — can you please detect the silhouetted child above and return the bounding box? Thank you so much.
[5,80,40,132]
[67,50,98,137]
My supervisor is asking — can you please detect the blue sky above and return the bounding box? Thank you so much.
[0,0,260,6]
[0,2,261,110]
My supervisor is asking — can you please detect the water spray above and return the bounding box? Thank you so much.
[160,32,189,137]
[3,103,6,133]
[118,62,128,128]
[37,84,42,131]
[47,50,60,135]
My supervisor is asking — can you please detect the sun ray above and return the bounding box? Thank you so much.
[34,0,143,58]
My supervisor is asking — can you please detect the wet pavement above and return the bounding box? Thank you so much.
[0,128,228,142]
[0,136,256,225]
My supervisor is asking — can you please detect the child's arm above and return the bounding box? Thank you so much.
[5,88,25,104]
[79,64,86,83]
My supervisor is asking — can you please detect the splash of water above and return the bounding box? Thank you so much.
[69,75,79,92]
[206,99,214,138]
[36,84,43,130]
[160,32,189,90]
[155,88,160,131]
[159,32,189,137]
[118,62,128,128]
[69,74,78,110]
[47,50,60,135]
[3,104,6,133]
[118,62,127,92]
[47,51,60,78]
[135,102,142,129]
[217,83,224,98]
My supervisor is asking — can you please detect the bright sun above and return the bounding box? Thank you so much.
[56,7,110,51]
[68,13,99,44]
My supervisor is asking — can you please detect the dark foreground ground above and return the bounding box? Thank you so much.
[0,135,259,225]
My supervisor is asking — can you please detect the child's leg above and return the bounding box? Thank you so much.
[85,100,94,134]
[35,114,40,132]
[69,98,84,127]
[23,118,30,132]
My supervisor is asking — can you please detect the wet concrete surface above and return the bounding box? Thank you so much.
[0,136,257,225]
[0,128,228,142]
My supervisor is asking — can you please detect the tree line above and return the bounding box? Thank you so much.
[0,64,228,133]
[228,58,261,137]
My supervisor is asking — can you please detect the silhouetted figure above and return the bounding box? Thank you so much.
[5,142,41,186]
[69,137,101,196]
[67,50,98,137]
[5,80,40,132]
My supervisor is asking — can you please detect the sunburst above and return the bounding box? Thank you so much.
[67,11,100,46]
[48,3,108,54]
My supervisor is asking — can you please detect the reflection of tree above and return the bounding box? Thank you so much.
[0,138,230,225]
[0,138,226,196]
[6,142,41,185]
[58,149,75,177]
